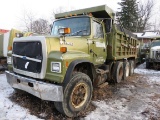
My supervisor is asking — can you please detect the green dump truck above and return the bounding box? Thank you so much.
[6,5,138,117]
[146,38,160,69]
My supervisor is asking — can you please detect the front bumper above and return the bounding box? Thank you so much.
[5,71,63,101]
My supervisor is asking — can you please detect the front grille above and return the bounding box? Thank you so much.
[13,42,42,58]
[13,57,42,73]
[13,41,42,73]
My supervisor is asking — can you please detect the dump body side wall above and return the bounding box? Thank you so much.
[107,24,138,60]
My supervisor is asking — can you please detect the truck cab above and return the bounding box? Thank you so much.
[51,15,108,65]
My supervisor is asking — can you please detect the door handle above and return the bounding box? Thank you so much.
[90,49,97,57]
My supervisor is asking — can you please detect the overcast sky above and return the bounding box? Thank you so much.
[1,0,159,31]
[0,0,121,30]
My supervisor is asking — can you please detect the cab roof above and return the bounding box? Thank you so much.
[55,5,115,20]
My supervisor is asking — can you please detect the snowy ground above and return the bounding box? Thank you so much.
[0,74,43,120]
[84,63,160,120]
[0,63,160,120]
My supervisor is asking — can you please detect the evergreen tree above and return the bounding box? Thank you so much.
[117,0,139,32]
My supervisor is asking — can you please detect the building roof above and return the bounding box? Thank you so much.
[0,29,9,34]
[134,31,160,39]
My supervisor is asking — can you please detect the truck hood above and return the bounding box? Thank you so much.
[13,35,89,55]
[13,35,77,80]
[13,35,59,56]
[45,36,61,53]
[45,35,89,54]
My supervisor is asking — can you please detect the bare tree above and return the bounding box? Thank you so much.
[51,6,76,20]
[18,9,50,34]
[51,6,67,21]
[32,19,50,34]
[153,6,160,31]
[19,10,36,32]
[136,0,154,32]
[54,6,67,14]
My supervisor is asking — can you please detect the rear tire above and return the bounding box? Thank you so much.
[129,60,134,76]
[113,61,123,83]
[146,61,150,69]
[123,61,129,80]
[54,72,93,117]
[153,62,158,70]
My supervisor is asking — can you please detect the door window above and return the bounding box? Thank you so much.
[93,21,104,38]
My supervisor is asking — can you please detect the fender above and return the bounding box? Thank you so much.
[63,59,95,86]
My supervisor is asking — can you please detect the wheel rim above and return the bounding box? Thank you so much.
[71,83,88,109]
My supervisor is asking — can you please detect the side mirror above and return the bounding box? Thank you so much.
[105,19,112,33]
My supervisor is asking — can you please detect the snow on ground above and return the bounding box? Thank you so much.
[84,63,160,120]
[135,63,160,84]
[0,74,42,120]
[135,62,160,75]
[0,63,160,120]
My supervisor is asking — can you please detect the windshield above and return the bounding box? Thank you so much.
[151,41,160,47]
[51,17,90,36]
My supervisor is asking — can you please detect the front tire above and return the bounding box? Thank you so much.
[54,72,93,117]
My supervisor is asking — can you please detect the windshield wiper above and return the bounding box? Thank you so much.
[71,29,87,36]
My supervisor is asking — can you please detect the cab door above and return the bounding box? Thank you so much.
[90,20,107,65]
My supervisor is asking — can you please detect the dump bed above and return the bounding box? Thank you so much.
[107,24,138,60]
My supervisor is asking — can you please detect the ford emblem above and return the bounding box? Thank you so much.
[22,56,27,60]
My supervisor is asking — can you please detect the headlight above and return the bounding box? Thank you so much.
[7,57,12,64]
[51,62,61,73]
